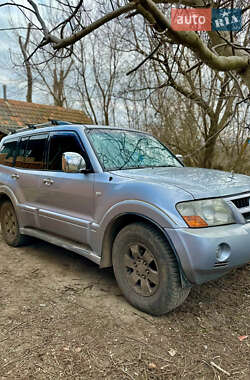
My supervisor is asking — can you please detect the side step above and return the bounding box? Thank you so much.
[20,227,101,265]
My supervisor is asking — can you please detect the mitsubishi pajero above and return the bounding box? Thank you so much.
[0,122,249,315]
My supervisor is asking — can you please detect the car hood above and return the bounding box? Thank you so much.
[110,167,250,199]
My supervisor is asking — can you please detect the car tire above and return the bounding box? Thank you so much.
[0,201,29,247]
[112,222,190,316]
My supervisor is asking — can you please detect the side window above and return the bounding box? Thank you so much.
[15,137,29,168]
[16,134,48,170]
[0,139,18,167]
[48,133,85,171]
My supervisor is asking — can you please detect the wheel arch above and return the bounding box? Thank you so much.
[0,188,23,228]
[0,186,18,208]
[0,192,13,208]
[100,213,190,288]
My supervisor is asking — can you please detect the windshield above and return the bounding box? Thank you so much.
[87,129,182,171]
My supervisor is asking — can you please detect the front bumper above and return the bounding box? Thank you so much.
[165,223,250,285]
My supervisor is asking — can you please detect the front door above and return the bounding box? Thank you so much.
[37,131,94,245]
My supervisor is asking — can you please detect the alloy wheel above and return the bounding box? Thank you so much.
[124,243,160,296]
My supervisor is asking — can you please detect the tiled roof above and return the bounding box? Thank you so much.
[0,99,92,134]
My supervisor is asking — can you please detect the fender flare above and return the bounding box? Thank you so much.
[0,186,19,208]
[97,201,190,288]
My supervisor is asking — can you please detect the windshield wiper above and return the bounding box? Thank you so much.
[114,164,179,170]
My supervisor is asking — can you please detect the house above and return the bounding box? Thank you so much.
[0,99,92,140]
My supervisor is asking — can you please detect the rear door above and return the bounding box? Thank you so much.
[37,131,95,245]
[12,133,49,228]
[0,137,19,207]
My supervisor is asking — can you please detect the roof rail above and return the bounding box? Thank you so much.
[26,119,73,128]
[48,119,73,125]
[8,120,74,135]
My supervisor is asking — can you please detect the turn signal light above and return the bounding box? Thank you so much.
[183,215,208,228]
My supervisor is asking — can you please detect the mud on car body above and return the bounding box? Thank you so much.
[0,122,250,315]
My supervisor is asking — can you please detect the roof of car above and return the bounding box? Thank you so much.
[3,123,145,139]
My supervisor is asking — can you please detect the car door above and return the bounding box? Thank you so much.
[37,131,95,245]
[11,133,49,228]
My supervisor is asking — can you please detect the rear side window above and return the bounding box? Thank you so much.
[15,134,48,170]
[0,139,18,167]
[15,137,29,168]
[48,132,85,171]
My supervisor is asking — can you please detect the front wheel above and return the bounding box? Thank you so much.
[112,223,190,316]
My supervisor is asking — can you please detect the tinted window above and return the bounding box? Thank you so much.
[15,137,29,168]
[0,139,18,167]
[15,134,48,170]
[48,133,84,171]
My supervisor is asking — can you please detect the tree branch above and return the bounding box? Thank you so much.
[53,1,138,49]
[139,0,249,73]
[50,0,84,35]
[126,40,163,75]
[26,0,60,44]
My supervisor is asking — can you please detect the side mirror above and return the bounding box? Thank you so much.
[62,152,87,173]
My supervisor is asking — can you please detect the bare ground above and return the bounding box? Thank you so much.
[0,236,249,380]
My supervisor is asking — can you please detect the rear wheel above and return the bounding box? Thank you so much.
[0,201,29,247]
[112,222,190,316]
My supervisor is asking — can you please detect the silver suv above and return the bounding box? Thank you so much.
[0,123,250,315]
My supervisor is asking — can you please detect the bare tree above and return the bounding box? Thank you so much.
[18,23,33,102]
[73,29,122,125]
[110,12,249,168]
[33,56,74,107]
[71,10,151,127]
[151,55,244,168]
[1,1,249,89]
[2,0,249,171]
[10,12,74,107]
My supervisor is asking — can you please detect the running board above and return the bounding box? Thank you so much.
[20,227,101,265]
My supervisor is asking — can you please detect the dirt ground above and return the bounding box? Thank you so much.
[0,236,249,380]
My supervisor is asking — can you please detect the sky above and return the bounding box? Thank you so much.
[0,3,20,99]
[0,1,135,125]
[0,0,52,103]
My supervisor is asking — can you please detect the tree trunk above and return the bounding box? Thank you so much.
[26,65,32,103]
[202,134,218,168]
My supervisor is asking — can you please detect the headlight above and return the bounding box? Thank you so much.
[176,199,235,228]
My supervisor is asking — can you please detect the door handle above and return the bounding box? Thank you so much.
[11,174,20,179]
[43,178,54,186]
